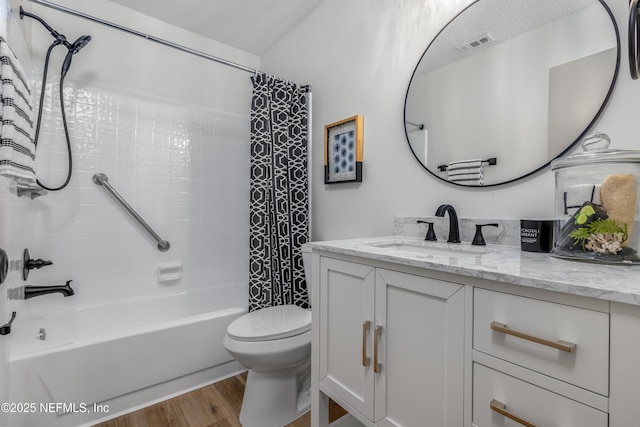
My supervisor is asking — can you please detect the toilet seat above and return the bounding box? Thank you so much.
[227,305,311,342]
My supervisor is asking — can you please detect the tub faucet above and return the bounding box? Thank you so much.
[435,204,460,243]
[22,248,53,280]
[24,280,74,300]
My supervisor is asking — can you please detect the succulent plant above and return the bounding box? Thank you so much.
[569,218,629,253]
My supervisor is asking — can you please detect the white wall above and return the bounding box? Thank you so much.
[262,0,640,241]
[20,0,259,114]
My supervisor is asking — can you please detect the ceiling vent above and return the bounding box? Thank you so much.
[457,34,495,52]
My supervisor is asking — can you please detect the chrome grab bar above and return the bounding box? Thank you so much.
[92,173,170,252]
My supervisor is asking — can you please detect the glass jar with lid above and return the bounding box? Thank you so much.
[550,132,640,264]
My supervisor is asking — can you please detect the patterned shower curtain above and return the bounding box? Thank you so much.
[248,73,309,312]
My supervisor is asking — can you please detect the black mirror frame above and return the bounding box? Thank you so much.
[403,0,621,188]
[630,0,640,79]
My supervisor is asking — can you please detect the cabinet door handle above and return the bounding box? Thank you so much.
[362,320,371,367]
[490,399,538,427]
[373,325,382,373]
[490,321,576,353]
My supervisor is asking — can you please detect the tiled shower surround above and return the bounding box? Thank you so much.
[10,76,251,308]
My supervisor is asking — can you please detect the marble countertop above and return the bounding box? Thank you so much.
[308,236,640,306]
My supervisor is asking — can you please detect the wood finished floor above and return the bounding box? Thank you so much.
[92,372,347,427]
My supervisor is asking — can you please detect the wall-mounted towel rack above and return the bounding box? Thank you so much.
[405,121,425,130]
[437,157,497,172]
[92,173,170,252]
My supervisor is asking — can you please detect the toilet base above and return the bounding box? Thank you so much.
[239,363,311,427]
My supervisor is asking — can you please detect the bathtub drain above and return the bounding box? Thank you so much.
[36,328,46,340]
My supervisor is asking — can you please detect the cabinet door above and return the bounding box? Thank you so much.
[374,269,465,427]
[319,257,376,419]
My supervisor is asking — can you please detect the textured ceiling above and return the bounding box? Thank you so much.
[417,0,601,75]
[108,0,323,55]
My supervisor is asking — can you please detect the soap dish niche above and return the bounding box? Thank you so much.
[156,262,183,284]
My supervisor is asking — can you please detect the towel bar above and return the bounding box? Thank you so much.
[437,157,497,172]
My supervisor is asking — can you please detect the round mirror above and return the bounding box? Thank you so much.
[404,0,620,187]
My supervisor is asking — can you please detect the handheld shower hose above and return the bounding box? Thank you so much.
[19,6,91,191]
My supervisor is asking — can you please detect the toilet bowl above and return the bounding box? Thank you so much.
[223,245,313,427]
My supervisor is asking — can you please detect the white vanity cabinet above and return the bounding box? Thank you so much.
[310,240,640,427]
[315,256,466,427]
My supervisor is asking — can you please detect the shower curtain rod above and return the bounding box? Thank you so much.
[28,0,258,74]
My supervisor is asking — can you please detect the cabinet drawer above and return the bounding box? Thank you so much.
[473,363,607,427]
[474,288,609,395]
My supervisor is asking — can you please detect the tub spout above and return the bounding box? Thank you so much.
[24,280,75,300]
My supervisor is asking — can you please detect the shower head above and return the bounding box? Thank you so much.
[19,6,92,77]
[61,35,92,77]
[70,35,92,54]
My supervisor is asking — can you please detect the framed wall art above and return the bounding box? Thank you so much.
[324,115,363,184]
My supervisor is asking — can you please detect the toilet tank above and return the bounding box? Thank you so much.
[301,244,312,304]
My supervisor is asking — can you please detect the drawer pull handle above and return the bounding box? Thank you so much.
[362,320,371,367]
[490,321,576,353]
[490,399,538,427]
[373,325,382,373]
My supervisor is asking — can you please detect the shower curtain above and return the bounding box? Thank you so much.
[248,72,309,312]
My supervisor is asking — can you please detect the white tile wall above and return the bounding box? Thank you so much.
[3,76,251,312]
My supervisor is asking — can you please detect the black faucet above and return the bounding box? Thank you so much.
[435,204,460,243]
[24,280,74,300]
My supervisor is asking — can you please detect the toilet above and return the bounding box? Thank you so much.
[223,245,313,427]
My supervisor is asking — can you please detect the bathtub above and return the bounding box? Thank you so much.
[9,283,248,426]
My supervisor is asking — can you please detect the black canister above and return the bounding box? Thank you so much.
[520,220,554,253]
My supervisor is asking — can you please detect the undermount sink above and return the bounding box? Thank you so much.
[368,240,487,258]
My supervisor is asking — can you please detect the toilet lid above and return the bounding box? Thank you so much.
[227,305,311,342]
